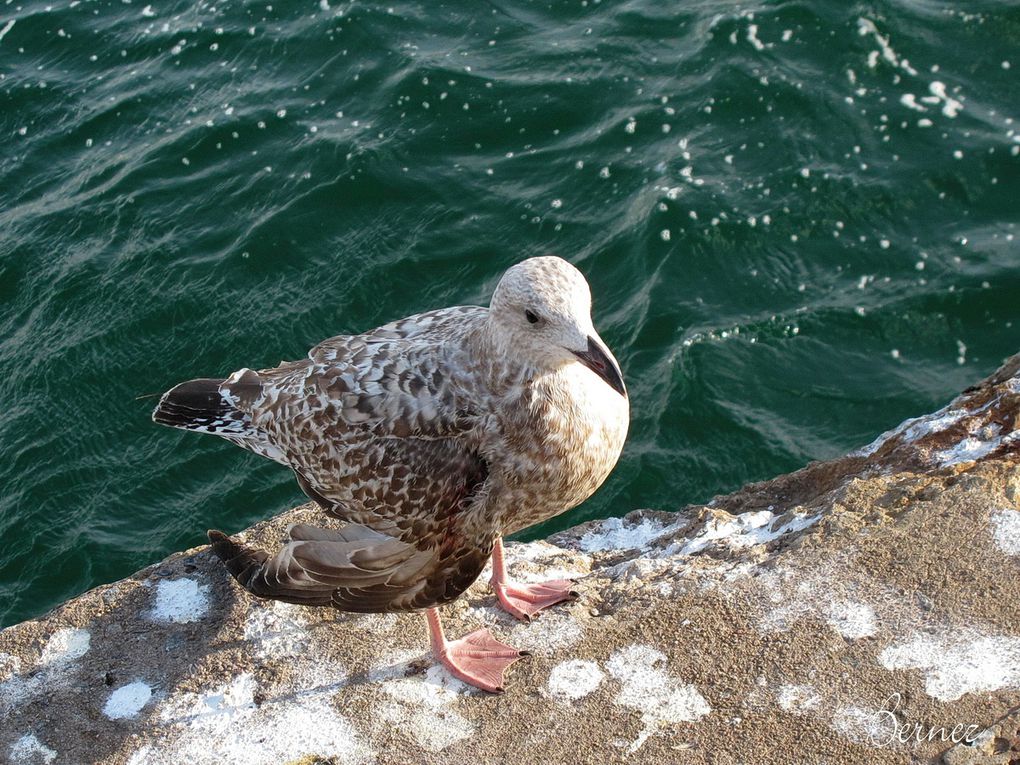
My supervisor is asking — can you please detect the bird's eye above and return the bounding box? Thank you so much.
[525,310,540,324]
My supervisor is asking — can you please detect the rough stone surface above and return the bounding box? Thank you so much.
[2,356,1020,765]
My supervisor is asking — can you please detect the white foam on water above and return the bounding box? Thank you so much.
[929,81,963,117]
[746,24,765,51]
[879,630,1020,701]
[990,508,1020,556]
[856,18,918,75]
[547,659,605,702]
[149,579,210,623]
[104,681,153,720]
[606,645,711,754]
[900,93,927,112]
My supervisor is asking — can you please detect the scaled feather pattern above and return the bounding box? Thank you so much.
[154,256,629,615]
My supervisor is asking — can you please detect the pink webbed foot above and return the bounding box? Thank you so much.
[425,608,527,693]
[491,578,578,621]
[435,627,528,693]
[489,536,578,621]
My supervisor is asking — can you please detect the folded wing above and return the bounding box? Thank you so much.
[208,521,490,612]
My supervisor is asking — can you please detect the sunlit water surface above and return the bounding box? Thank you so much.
[0,0,1017,626]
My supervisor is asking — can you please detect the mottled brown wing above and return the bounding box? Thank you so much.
[309,305,487,356]
[218,306,493,538]
[295,435,490,537]
[208,521,492,612]
[225,306,487,443]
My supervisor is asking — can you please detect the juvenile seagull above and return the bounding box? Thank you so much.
[153,256,628,692]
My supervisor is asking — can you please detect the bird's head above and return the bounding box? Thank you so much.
[488,256,626,398]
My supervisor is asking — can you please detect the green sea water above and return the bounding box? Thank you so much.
[1,0,1018,628]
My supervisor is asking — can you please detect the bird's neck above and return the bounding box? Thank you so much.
[467,317,541,395]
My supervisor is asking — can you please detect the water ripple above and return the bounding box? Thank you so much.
[1,0,1017,626]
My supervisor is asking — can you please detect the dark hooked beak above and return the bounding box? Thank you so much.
[572,336,627,398]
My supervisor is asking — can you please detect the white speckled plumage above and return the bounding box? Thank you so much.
[155,256,629,615]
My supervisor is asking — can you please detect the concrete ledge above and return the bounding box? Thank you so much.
[3,355,1020,764]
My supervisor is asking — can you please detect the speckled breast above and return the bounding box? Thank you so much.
[496,362,630,535]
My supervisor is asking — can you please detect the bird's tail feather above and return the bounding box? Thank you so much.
[153,373,291,465]
[152,378,251,435]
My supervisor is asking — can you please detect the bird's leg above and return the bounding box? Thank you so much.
[425,607,527,693]
[489,536,578,621]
